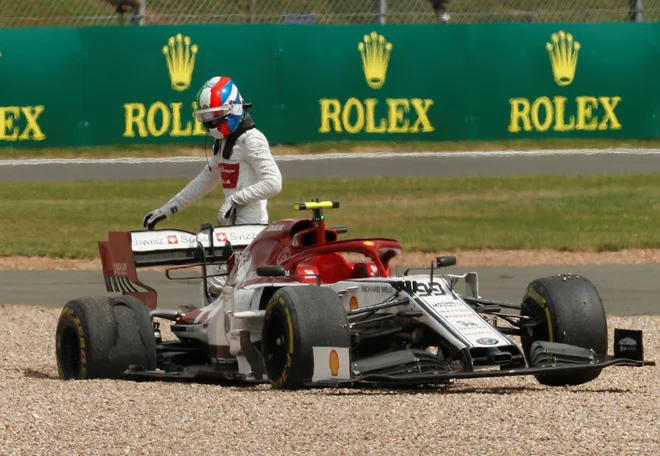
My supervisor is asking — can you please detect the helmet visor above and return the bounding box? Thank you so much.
[193,106,232,130]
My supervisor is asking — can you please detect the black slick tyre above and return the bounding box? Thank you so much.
[56,296,156,380]
[261,286,350,390]
[521,274,608,386]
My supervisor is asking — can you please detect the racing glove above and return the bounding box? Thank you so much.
[217,197,238,226]
[143,201,180,230]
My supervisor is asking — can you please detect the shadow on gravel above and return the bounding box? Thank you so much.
[315,384,631,396]
[437,385,631,395]
[23,368,59,380]
[17,370,632,395]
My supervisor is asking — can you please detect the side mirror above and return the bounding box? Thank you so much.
[436,256,457,268]
[256,266,287,277]
[329,226,348,234]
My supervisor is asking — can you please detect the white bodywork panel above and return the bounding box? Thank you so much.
[311,347,351,382]
[130,225,266,253]
[326,274,513,350]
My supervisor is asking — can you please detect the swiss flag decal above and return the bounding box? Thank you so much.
[215,232,227,242]
[167,235,178,245]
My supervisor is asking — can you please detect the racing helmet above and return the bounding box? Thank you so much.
[193,76,246,140]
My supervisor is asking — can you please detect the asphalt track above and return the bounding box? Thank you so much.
[2,148,660,182]
[1,148,659,316]
[2,264,658,316]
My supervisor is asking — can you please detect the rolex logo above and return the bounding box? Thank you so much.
[163,33,198,92]
[546,31,580,87]
[358,32,393,90]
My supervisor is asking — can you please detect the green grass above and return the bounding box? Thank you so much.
[2,174,660,258]
[3,138,660,160]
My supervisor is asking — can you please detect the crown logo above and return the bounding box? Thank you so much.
[358,32,393,90]
[546,31,580,87]
[163,33,198,92]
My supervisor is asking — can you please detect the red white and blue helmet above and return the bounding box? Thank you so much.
[193,76,245,140]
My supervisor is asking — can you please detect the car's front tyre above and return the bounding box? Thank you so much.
[261,286,350,390]
[521,274,608,386]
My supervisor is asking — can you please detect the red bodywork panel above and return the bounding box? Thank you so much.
[97,215,403,310]
[229,218,403,289]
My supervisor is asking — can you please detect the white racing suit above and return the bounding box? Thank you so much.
[166,128,282,225]
[163,127,282,304]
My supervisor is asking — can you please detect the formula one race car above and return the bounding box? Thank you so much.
[55,201,653,389]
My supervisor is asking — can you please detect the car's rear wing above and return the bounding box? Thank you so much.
[98,225,266,310]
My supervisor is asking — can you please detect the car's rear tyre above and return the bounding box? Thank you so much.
[521,274,608,386]
[261,286,350,390]
[56,296,156,380]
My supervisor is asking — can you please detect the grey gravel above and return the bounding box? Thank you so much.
[0,304,658,456]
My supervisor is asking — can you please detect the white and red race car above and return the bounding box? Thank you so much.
[56,201,653,389]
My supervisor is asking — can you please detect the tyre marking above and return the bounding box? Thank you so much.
[282,299,294,354]
[74,316,88,379]
[270,297,294,388]
[63,307,88,379]
[526,287,554,342]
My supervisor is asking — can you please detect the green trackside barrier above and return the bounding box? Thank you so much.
[1,23,659,148]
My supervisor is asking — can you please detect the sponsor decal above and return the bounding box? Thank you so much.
[220,163,240,189]
[476,338,499,346]
[179,233,203,244]
[163,33,198,92]
[462,330,496,336]
[431,302,464,310]
[525,287,547,307]
[312,347,350,382]
[113,262,128,274]
[417,282,447,297]
[131,232,204,252]
[436,307,472,314]
[618,337,638,347]
[329,349,340,376]
[525,286,553,341]
[360,285,394,294]
[131,237,166,247]
[124,34,206,139]
[319,32,434,136]
[0,106,46,142]
[227,231,258,241]
[394,280,450,298]
[440,313,476,319]
[429,301,463,308]
[509,30,622,134]
[455,320,480,328]
[618,336,639,353]
[267,224,286,232]
[224,313,231,334]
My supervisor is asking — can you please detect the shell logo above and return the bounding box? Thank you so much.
[329,349,340,376]
[349,296,358,311]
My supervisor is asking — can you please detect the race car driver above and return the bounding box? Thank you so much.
[142,76,282,230]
